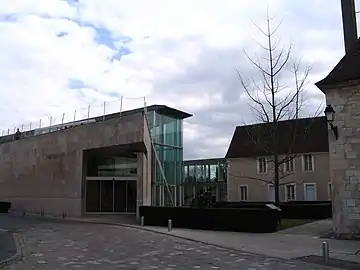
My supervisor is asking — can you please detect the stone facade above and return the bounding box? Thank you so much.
[0,112,152,217]
[325,81,360,237]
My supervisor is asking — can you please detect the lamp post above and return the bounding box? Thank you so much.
[324,105,338,140]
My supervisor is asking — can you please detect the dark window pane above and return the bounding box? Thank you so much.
[100,181,113,212]
[126,181,137,213]
[114,181,126,212]
[86,180,100,212]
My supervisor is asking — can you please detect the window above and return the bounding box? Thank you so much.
[285,184,296,201]
[304,183,317,201]
[239,185,248,201]
[285,158,295,172]
[328,182,332,200]
[268,184,275,202]
[257,157,267,174]
[302,154,314,172]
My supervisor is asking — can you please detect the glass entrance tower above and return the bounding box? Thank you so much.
[147,106,192,206]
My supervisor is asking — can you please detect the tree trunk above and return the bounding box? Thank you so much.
[274,154,280,206]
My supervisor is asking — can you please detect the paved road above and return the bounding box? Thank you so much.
[0,230,16,263]
[1,215,338,270]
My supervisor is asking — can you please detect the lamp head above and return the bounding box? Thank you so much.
[324,105,335,123]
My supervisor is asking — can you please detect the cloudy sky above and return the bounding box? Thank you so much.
[0,0,358,159]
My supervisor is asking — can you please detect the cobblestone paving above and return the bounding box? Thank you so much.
[1,218,338,269]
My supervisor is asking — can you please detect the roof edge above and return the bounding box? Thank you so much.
[149,105,193,119]
[316,78,360,93]
[234,116,326,130]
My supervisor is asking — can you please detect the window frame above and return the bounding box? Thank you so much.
[303,183,317,201]
[302,154,315,172]
[256,157,267,174]
[284,157,295,172]
[267,184,275,202]
[239,185,249,201]
[328,182,332,200]
[285,183,296,202]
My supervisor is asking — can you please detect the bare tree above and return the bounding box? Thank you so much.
[235,13,318,206]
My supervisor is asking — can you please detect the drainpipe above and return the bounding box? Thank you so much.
[341,0,358,53]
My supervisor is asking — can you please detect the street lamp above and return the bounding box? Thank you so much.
[324,105,338,140]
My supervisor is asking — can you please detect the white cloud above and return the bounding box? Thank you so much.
[0,0,351,158]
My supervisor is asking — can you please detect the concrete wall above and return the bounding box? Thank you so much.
[227,152,330,202]
[136,115,152,217]
[325,82,360,238]
[0,112,146,217]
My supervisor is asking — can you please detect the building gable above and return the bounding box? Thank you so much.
[225,117,329,159]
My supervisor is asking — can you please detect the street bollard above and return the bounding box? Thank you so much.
[140,216,144,227]
[322,241,330,264]
[40,209,44,217]
[168,219,172,232]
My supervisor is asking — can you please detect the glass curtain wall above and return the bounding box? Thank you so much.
[149,111,183,206]
[183,159,227,205]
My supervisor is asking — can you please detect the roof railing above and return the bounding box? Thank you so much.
[0,96,146,143]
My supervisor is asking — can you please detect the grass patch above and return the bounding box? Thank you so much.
[278,219,314,230]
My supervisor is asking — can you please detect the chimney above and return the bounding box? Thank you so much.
[341,0,358,53]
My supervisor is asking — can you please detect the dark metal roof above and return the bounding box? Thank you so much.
[316,38,360,91]
[96,105,192,122]
[184,158,226,165]
[225,117,329,159]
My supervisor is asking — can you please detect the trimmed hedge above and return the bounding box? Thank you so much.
[139,206,280,233]
[0,202,11,213]
[280,203,332,219]
[213,201,332,220]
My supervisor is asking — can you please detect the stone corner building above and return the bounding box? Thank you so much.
[316,38,360,238]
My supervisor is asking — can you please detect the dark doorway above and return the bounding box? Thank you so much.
[85,179,137,213]
[86,180,100,212]
[126,181,137,213]
[114,181,126,212]
[101,180,114,212]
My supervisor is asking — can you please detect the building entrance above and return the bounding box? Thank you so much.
[84,153,138,214]
[85,177,137,213]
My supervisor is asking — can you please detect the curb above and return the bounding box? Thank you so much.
[0,233,22,267]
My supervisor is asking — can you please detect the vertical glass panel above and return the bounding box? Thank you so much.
[164,186,176,206]
[184,185,194,205]
[195,165,202,182]
[188,165,195,182]
[210,165,217,181]
[126,180,137,213]
[100,180,113,212]
[184,165,189,181]
[114,181,126,212]
[86,180,100,212]
[219,163,227,182]
[204,164,210,181]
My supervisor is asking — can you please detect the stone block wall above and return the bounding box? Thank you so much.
[326,82,360,237]
[0,112,146,217]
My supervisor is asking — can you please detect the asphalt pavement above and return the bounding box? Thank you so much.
[0,230,16,263]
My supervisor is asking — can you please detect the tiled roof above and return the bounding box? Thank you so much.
[225,117,329,159]
[316,38,360,90]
